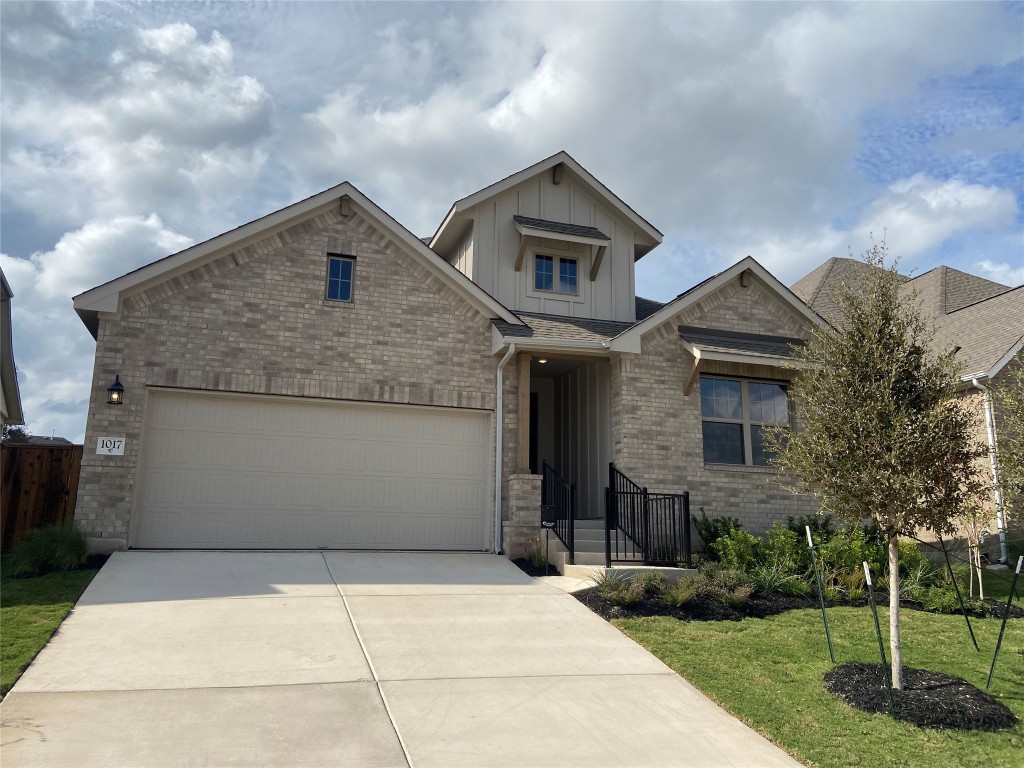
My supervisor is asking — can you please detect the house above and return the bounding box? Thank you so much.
[793,258,1023,562]
[1,267,25,428]
[72,152,824,559]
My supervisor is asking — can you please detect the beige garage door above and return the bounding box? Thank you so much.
[133,390,491,550]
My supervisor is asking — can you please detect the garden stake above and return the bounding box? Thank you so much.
[863,561,895,717]
[986,555,1022,690]
[937,535,978,651]
[807,525,835,662]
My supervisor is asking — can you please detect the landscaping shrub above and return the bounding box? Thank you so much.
[762,523,808,573]
[779,574,813,597]
[10,527,88,576]
[698,561,752,593]
[663,576,701,608]
[631,571,668,598]
[786,512,836,543]
[919,585,961,613]
[590,570,644,607]
[708,584,753,608]
[693,511,743,557]
[524,538,549,571]
[710,528,762,571]
[818,524,885,577]
[750,563,802,595]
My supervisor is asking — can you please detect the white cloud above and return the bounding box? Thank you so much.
[2,16,272,236]
[1,216,192,441]
[975,259,1024,287]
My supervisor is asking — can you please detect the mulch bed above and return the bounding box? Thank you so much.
[824,662,1018,731]
[512,557,558,577]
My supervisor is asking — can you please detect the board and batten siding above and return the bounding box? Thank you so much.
[553,360,612,518]
[466,174,639,323]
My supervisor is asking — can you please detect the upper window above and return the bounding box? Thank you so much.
[534,254,577,294]
[700,376,789,466]
[326,255,354,302]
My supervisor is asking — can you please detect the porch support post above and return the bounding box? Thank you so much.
[517,352,532,473]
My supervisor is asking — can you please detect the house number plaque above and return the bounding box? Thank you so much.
[96,437,126,455]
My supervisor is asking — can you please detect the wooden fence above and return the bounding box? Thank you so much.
[1,443,83,552]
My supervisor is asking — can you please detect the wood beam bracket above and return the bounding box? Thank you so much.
[589,244,606,281]
[683,353,703,396]
[515,235,537,272]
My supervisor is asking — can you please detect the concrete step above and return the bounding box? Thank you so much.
[571,550,644,566]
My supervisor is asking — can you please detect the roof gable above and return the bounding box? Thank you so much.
[610,256,827,352]
[73,183,522,337]
[430,151,662,256]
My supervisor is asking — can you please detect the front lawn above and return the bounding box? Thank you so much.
[1,562,100,698]
[617,607,1023,768]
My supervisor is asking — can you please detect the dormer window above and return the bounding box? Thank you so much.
[534,254,578,295]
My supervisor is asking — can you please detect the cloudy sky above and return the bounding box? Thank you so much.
[1,1,1022,441]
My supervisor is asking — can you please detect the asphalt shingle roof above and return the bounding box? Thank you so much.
[513,215,610,241]
[493,312,634,343]
[679,326,804,359]
[792,259,1021,377]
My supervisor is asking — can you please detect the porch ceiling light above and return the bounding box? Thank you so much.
[538,359,548,364]
[107,375,125,405]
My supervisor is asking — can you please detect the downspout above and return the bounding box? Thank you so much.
[494,343,516,554]
[972,377,1007,564]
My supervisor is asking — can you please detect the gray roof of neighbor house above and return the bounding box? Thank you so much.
[634,295,664,321]
[512,215,611,241]
[792,257,1022,379]
[679,327,804,359]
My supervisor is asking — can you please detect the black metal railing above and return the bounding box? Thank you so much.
[541,460,575,564]
[605,463,691,567]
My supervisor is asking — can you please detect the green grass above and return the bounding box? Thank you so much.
[1,562,99,699]
[617,607,1024,768]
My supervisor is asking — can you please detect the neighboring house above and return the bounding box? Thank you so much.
[1,267,25,427]
[72,151,823,557]
[793,258,1024,562]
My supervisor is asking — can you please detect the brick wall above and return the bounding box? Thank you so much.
[76,204,498,549]
[502,473,543,558]
[611,274,820,538]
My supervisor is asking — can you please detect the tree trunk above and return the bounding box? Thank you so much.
[888,535,903,690]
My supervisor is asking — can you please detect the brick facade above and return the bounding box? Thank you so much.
[502,474,543,558]
[610,274,820,538]
[76,205,499,549]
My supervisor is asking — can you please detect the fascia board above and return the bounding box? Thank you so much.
[492,334,611,356]
[985,335,1024,380]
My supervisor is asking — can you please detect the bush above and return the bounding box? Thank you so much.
[818,524,885,577]
[590,570,644,607]
[750,563,802,595]
[762,523,808,573]
[524,538,548,571]
[708,584,753,608]
[918,585,960,613]
[663,576,701,608]
[779,575,813,597]
[786,513,836,543]
[631,571,668,598]
[10,527,88,576]
[694,511,743,556]
[711,528,762,571]
[698,561,752,593]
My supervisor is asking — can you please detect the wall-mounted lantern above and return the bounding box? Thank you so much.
[107,375,125,405]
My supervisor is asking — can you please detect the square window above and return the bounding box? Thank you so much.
[702,422,744,464]
[326,256,354,302]
[699,376,789,466]
[535,255,554,291]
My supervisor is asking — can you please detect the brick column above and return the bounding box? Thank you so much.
[502,473,542,559]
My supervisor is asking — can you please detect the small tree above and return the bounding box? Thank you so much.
[769,241,984,690]
[1,424,30,443]
[992,362,1024,529]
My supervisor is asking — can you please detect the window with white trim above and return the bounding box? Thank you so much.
[700,376,789,465]
[534,253,577,294]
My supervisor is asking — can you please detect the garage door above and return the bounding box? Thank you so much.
[133,390,491,550]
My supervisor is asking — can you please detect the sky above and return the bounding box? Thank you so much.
[1,0,1022,442]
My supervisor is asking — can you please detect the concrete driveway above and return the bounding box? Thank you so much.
[1,552,799,767]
